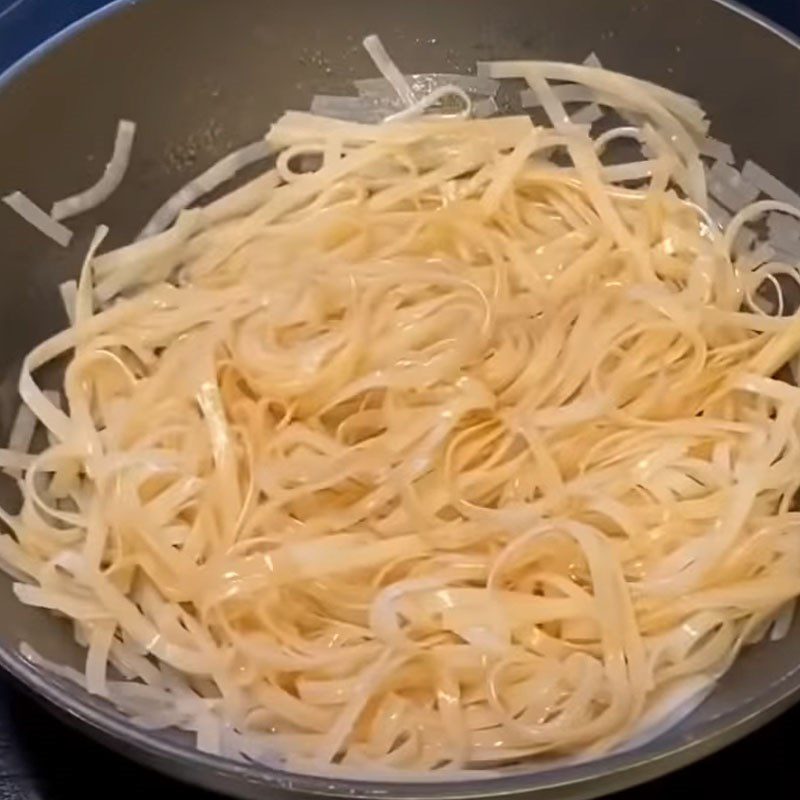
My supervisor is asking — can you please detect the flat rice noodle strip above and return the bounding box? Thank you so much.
[13,584,112,620]
[385,85,472,123]
[86,620,116,695]
[492,61,706,203]
[51,120,136,221]
[267,111,532,149]
[59,280,77,325]
[524,72,641,259]
[138,139,272,240]
[496,61,705,131]
[5,403,36,475]
[315,651,402,763]
[75,225,109,328]
[362,35,416,106]
[571,103,604,126]
[0,449,35,473]
[311,95,396,124]
[699,137,734,164]
[2,192,73,246]
[84,569,212,674]
[355,73,499,99]
[742,160,800,207]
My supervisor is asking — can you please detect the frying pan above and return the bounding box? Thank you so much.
[1,1,800,798]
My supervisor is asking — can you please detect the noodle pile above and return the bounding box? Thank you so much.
[3,54,800,777]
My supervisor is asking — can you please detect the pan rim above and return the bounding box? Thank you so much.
[0,0,799,797]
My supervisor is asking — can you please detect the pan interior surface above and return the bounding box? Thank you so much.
[1,1,800,798]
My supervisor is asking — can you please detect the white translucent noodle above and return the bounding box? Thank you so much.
[570,103,603,126]
[700,136,735,164]
[472,97,498,119]
[743,160,800,207]
[487,61,708,132]
[2,192,73,247]
[59,280,77,325]
[312,87,474,125]
[385,85,472,122]
[3,51,800,780]
[708,199,732,230]
[355,73,499,100]
[767,212,800,258]
[310,95,396,124]
[51,120,136,221]
[4,403,36,479]
[138,140,272,240]
[707,160,759,212]
[362,35,416,106]
[770,600,796,641]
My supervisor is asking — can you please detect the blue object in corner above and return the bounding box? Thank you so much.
[0,0,114,72]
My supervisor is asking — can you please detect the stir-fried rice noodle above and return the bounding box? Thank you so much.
[4,46,800,778]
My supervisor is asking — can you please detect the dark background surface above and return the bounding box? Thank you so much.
[0,0,798,798]
[1,0,799,72]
